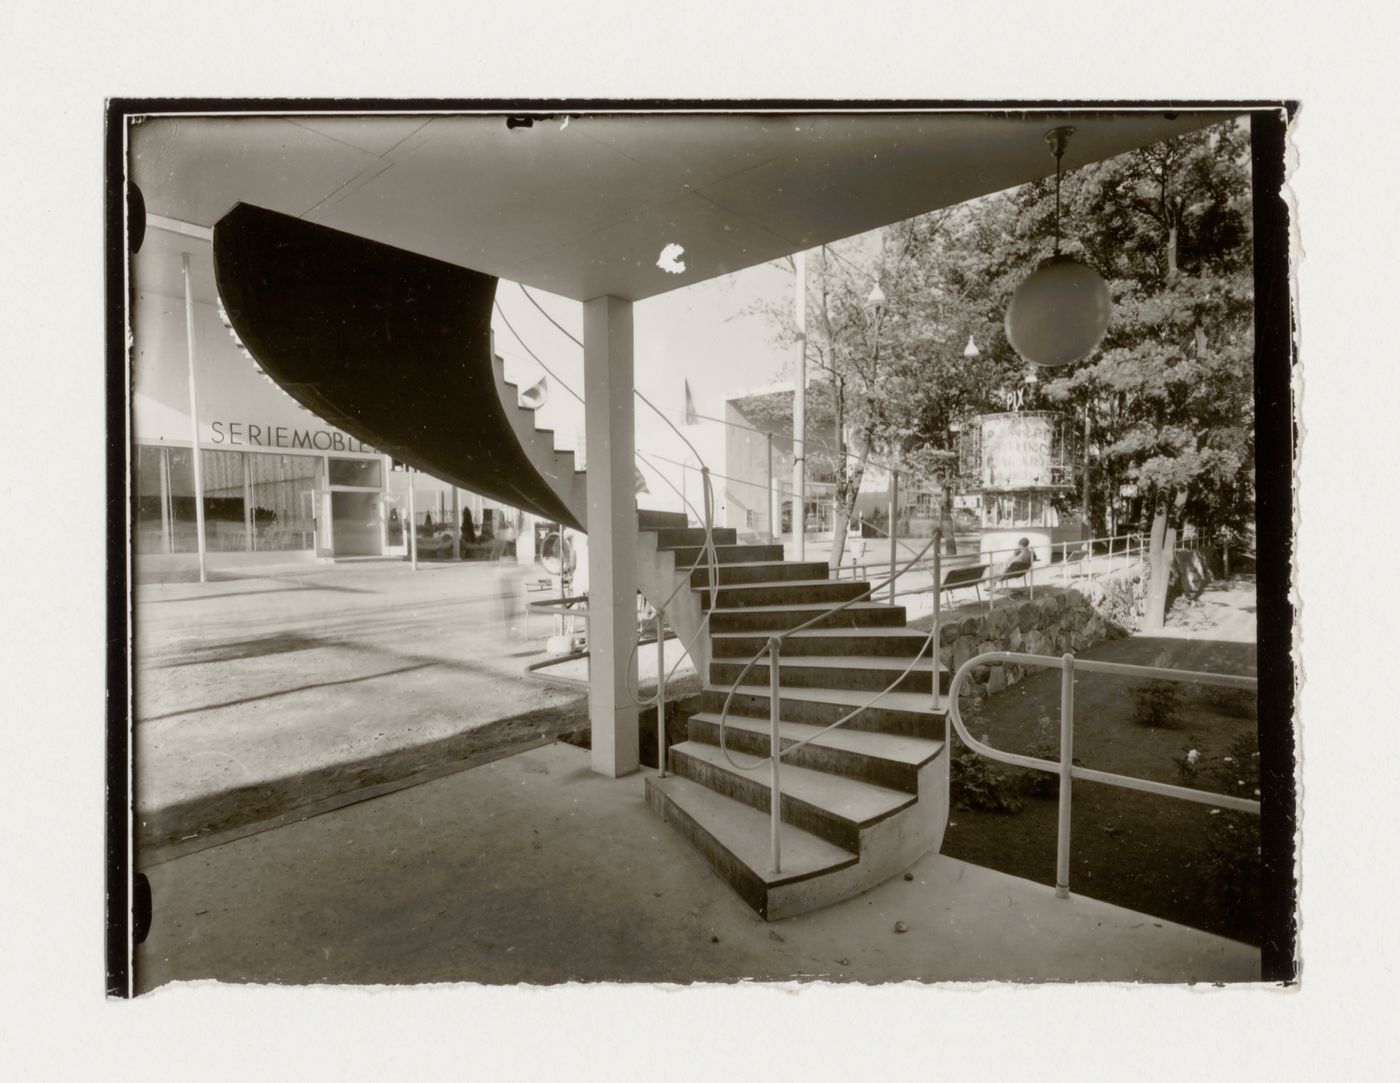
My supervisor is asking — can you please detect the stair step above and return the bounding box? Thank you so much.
[697,578,870,610]
[688,713,944,794]
[702,683,944,737]
[666,543,785,565]
[709,652,950,695]
[645,774,857,918]
[710,626,938,658]
[689,560,831,587]
[668,740,914,852]
[638,509,690,530]
[705,602,906,633]
[653,526,738,549]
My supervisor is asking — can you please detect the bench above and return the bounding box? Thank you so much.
[940,562,989,603]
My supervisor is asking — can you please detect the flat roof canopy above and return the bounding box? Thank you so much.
[131,109,1231,303]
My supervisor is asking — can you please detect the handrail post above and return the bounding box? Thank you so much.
[888,470,899,603]
[1056,652,1075,899]
[656,611,668,778]
[931,535,941,712]
[768,635,783,875]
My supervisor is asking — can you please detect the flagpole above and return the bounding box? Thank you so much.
[182,253,208,583]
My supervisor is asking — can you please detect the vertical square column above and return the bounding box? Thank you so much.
[583,296,639,777]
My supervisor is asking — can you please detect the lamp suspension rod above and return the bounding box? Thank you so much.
[1045,125,1075,258]
[1054,145,1063,256]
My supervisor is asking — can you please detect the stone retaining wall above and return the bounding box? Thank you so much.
[937,570,1141,700]
[939,544,1223,700]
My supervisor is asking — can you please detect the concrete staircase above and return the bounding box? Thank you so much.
[641,520,951,921]
[492,372,951,922]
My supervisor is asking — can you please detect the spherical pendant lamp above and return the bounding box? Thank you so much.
[1005,127,1112,368]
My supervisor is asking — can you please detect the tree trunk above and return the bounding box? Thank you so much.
[827,442,868,570]
[1143,497,1177,630]
[939,485,959,556]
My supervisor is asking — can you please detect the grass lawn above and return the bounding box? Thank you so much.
[940,578,1262,945]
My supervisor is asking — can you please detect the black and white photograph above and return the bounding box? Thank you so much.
[9,3,1400,1078]
[113,103,1292,989]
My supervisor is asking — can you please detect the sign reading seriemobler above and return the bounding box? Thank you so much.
[207,419,378,455]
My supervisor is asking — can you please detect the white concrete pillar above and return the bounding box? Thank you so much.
[583,295,639,777]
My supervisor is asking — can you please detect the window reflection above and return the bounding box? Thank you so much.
[248,454,321,551]
[132,446,327,555]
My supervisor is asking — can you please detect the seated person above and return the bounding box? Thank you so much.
[1002,537,1036,578]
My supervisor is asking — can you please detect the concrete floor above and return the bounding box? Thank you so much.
[136,741,1260,990]
[133,559,693,849]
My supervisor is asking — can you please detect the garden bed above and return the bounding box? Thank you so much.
[940,579,1261,945]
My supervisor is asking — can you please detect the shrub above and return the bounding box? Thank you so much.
[1202,808,1261,937]
[1204,731,1261,799]
[1017,713,1062,799]
[1203,683,1257,719]
[1171,737,1204,783]
[1132,679,1180,728]
[1097,573,1141,630]
[951,741,1024,814]
[1202,731,1262,939]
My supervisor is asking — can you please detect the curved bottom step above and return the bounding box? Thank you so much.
[646,752,949,921]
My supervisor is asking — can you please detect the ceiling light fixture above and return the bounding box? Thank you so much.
[1004,126,1112,368]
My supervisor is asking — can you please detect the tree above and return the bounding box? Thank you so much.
[752,214,1025,567]
[1038,120,1254,626]
[751,117,1254,606]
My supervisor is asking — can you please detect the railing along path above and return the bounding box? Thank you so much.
[944,650,1258,898]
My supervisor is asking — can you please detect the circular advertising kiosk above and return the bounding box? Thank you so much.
[960,411,1081,564]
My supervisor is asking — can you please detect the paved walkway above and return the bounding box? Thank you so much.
[133,560,690,851]
[136,741,1258,990]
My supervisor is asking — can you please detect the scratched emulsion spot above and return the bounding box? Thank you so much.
[656,243,687,275]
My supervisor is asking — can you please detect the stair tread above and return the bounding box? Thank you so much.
[693,560,824,571]
[690,713,944,767]
[734,653,944,674]
[712,627,932,640]
[708,683,945,716]
[697,578,861,592]
[661,542,771,552]
[649,775,857,884]
[672,741,915,826]
[708,601,900,615]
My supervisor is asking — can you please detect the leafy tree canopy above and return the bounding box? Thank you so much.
[754,116,1255,541]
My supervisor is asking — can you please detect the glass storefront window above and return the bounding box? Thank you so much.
[984,492,1052,528]
[133,446,329,556]
[202,449,247,552]
[134,445,167,554]
[328,457,382,488]
[166,447,199,553]
[248,453,321,552]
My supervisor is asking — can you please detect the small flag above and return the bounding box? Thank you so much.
[635,466,650,495]
[683,379,699,425]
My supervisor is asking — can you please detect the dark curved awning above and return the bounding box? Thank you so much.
[211,202,583,530]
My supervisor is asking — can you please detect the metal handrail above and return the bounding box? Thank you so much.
[884,531,1149,609]
[712,528,945,872]
[945,650,1259,898]
[625,454,720,774]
